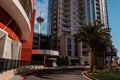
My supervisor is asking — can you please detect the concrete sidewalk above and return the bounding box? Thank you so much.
[0,69,16,80]
[0,65,44,80]
[8,75,21,80]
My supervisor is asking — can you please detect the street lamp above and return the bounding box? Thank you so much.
[106,46,116,70]
[36,15,44,49]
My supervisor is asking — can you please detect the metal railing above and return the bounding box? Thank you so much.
[0,58,31,73]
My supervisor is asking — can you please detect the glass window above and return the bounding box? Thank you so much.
[92,0,95,21]
[67,38,71,56]
[73,16,76,20]
[73,22,76,31]
[67,38,71,44]
[83,51,88,56]
[73,26,76,31]
[73,12,76,15]
[73,2,76,5]
[87,0,91,22]
[73,6,76,10]
[74,40,78,56]
[68,51,71,56]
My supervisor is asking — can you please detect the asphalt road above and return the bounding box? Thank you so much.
[24,71,88,80]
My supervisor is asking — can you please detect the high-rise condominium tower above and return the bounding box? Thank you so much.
[47,0,109,65]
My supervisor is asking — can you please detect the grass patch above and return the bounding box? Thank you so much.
[90,70,120,80]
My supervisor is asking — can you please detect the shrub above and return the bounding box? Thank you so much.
[57,55,71,66]
[57,55,62,66]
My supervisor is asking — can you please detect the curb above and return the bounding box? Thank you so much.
[20,76,24,80]
[82,71,98,80]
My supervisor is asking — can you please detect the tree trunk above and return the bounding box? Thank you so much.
[89,47,93,73]
[108,56,113,70]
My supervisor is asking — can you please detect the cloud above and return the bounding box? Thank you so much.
[34,0,48,34]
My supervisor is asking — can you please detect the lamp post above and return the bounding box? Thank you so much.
[36,15,44,49]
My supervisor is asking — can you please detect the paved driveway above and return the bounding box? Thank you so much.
[24,71,88,80]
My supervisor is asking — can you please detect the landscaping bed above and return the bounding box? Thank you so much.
[90,70,120,80]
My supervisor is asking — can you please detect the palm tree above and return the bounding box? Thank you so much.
[93,33,112,67]
[74,20,111,72]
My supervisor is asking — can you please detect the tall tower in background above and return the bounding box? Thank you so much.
[36,15,44,49]
[47,0,109,65]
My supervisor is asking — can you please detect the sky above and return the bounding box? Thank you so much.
[34,0,48,34]
[107,0,120,57]
[34,0,120,57]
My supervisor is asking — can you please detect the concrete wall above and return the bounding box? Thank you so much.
[0,29,8,58]
[0,29,22,60]
[12,41,22,60]
[3,39,12,59]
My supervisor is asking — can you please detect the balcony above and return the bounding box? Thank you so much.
[63,6,70,12]
[53,20,57,25]
[53,15,57,20]
[78,15,86,19]
[62,27,70,32]
[53,0,58,6]
[52,35,57,39]
[77,23,81,27]
[62,16,70,21]
[79,1,85,5]
[63,12,70,16]
[53,10,57,15]
[52,26,57,30]
[62,22,70,27]
[78,10,86,14]
[53,5,58,11]
[79,6,85,9]
[53,31,57,35]
[63,2,70,7]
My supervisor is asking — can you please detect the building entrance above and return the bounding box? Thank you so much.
[31,55,44,65]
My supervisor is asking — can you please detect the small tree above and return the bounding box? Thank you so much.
[64,55,71,66]
[57,55,71,66]
[62,55,65,66]
[57,55,62,66]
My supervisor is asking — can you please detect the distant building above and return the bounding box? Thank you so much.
[32,33,50,49]
[47,0,109,65]
[32,32,59,67]
[117,57,120,64]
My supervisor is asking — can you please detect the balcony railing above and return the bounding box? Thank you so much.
[63,7,70,11]
[79,1,85,5]
[62,27,70,32]
[62,16,70,21]
[63,12,70,16]
[0,58,31,73]
[62,22,70,27]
